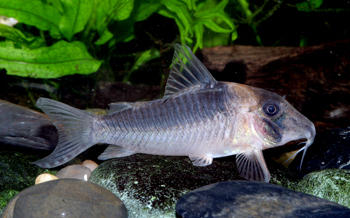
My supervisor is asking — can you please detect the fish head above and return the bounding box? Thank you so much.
[231,84,316,167]
[233,84,316,169]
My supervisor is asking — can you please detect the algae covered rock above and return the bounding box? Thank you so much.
[176,181,350,218]
[0,151,47,191]
[0,190,19,215]
[2,179,127,218]
[89,154,241,218]
[294,169,350,208]
[0,151,55,213]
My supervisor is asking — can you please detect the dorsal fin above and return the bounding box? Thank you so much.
[164,44,217,98]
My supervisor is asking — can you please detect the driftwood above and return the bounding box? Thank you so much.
[201,40,350,130]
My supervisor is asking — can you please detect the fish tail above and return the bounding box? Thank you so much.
[33,97,97,168]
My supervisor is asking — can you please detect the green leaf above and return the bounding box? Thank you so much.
[59,0,94,40]
[95,29,114,45]
[94,0,134,44]
[158,0,235,48]
[0,24,34,43]
[0,40,102,78]
[134,0,161,22]
[45,0,64,13]
[0,24,45,48]
[95,0,134,31]
[131,48,160,72]
[0,0,61,37]
[193,24,204,51]
[296,0,323,12]
[123,48,160,82]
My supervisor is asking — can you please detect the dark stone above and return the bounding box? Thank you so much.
[2,179,127,218]
[289,127,350,175]
[176,181,350,218]
[89,154,241,217]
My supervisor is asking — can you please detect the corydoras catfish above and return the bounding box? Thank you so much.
[34,45,316,182]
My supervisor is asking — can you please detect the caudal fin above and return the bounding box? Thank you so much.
[33,98,97,168]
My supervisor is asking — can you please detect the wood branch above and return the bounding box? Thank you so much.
[201,40,350,130]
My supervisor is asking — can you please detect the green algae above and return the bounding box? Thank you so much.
[0,190,19,215]
[294,169,350,208]
[0,151,57,213]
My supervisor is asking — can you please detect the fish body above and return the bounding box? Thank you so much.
[34,45,316,182]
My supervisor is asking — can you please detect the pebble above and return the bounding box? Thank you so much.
[34,173,58,184]
[81,160,98,172]
[56,164,91,181]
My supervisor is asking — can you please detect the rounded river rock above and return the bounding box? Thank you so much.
[2,178,127,218]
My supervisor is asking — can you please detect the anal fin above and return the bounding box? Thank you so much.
[189,155,213,166]
[98,145,135,160]
[236,150,271,183]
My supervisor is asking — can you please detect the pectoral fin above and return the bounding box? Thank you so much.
[98,145,135,160]
[189,155,213,166]
[236,150,271,182]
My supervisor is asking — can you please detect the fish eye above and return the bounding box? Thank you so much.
[263,103,279,116]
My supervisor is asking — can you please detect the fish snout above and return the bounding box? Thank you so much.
[304,122,316,144]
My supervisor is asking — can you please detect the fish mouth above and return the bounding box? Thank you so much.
[282,124,316,170]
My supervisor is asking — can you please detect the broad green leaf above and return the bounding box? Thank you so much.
[59,0,93,40]
[134,0,161,21]
[111,0,134,21]
[95,0,134,32]
[0,40,102,78]
[45,0,64,13]
[0,0,61,37]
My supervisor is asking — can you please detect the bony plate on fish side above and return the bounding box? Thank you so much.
[33,44,316,183]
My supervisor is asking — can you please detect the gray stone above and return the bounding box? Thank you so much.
[176,181,350,218]
[89,154,241,218]
[2,179,127,218]
[56,164,91,181]
[294,169,350,208]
